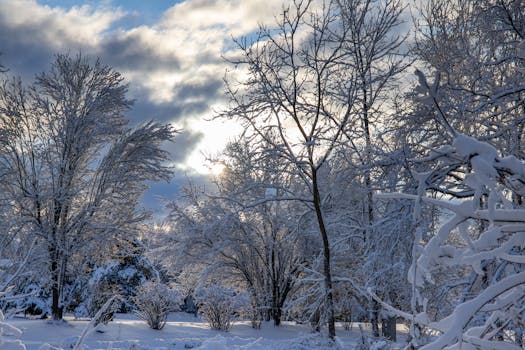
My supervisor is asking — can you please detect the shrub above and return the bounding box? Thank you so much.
[194,285,249,331]
[133,281,181,330]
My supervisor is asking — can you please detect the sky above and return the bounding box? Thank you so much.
[0,0,286,214]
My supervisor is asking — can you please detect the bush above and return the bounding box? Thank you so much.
[194,285,249,331]
[133,281,181,330]
[13,283,50,319]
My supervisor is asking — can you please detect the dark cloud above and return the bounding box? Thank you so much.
[97,31,181,72]
[126,76,224,125]
[0,23,56,80]
[127,93,211,125]
[175,78,223,100]
[127,96,185,125]
[163,129,204,165]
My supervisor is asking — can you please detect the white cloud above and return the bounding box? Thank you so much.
[0,0,289,175]
[160,0,283,36]
[0,0,123,48]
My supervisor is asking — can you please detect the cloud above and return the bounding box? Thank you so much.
[0,0,121,46]
[175,78,224,101]
[0,0,287,212]
[160,0,283,36]
[97,28,181,73]
[126,77,223,126]
[164,128,204,165]
[0,0,123,78]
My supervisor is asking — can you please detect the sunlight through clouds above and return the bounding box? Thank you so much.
[0,0,283,175]
[0,0,285,210]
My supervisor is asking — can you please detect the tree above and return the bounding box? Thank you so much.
[0,54,176,320]
[409,0,525,159]
[336,0,410,337]
[213,138,307,326]
[379,133,525,349]
[374,22,525,344]
[166,139,306,327]
[220,0,408,338]
[220,0,355,338]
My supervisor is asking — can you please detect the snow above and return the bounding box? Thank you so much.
[376,132,525,348]
[4,313,406,350]
[423,271,525,350]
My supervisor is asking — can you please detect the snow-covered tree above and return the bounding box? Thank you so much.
[168,189,306,326]
[219,0,408,337]
[72,248,155,318]
[408,0,525,158]
[379,133,525,349]
[0,53,176,320]
[378,35,525,344]
[216,0,413,336]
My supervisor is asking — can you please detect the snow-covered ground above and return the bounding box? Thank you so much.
[6,313,407,350]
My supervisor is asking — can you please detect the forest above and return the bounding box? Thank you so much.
[0,0,524,349]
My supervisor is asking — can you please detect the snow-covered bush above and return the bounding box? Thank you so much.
[10,282,50,319]
[194,286,249,331]
[133,281,181,330]
[73,250,155,318]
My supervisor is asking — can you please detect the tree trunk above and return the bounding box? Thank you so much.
[370,299,380,337]
[271,286,281,326]
[272,305,282,326]
[312,170,336,339]
[362,99,381,337]
[50,259,63,320]
[382,316,397,342]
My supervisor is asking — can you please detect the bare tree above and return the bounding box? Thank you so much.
[335,0,410,337]
[220,0,354,337]
[0,54,176,320]
[219,0,408,337]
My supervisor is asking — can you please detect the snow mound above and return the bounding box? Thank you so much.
[195,335,228,350]
[192,334,341,350]
[1,339,26,350]
[278,334,342,350]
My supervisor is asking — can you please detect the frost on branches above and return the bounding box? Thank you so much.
[382,134,525,349]
[133,281,181,330]
[0,258,27,350]
[194,285,250,331]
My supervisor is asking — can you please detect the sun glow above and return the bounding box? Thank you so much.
[209,162,225,176]
[180,116,242,175]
